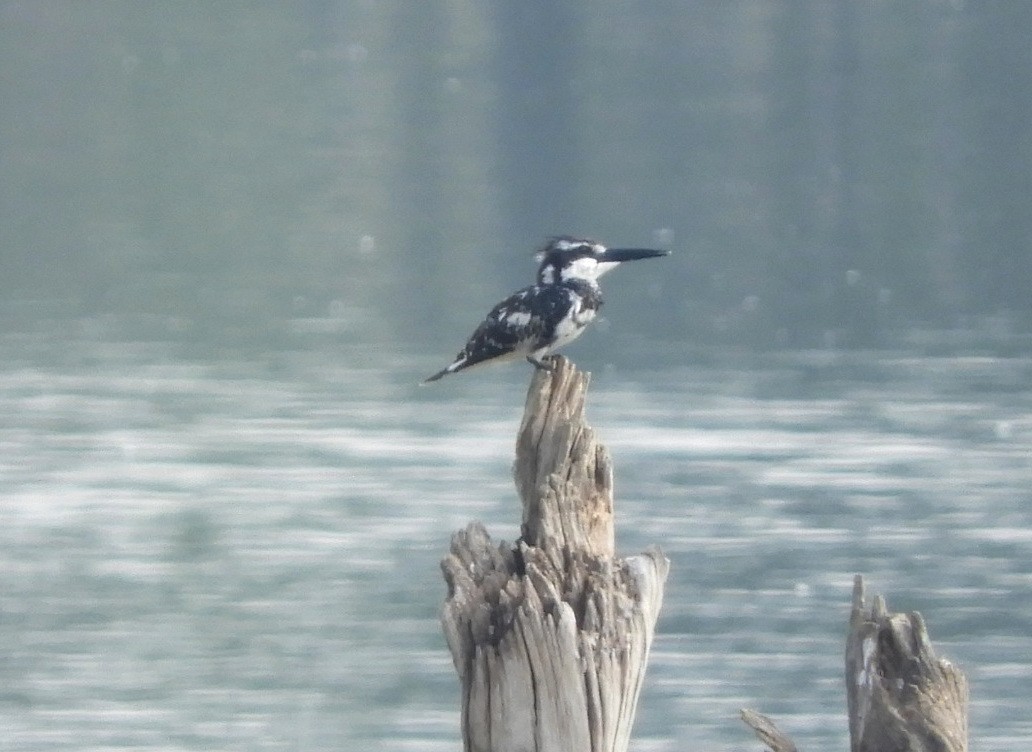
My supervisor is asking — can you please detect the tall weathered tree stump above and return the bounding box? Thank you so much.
[742,575,969,752]
[441,356,669,752]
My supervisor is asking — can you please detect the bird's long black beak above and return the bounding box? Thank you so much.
[603,247,670,262]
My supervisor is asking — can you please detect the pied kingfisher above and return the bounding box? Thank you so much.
[425,236,668,382]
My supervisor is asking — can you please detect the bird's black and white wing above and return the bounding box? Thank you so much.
[425,284,574,381]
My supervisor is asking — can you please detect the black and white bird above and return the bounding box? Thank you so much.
[425,236,668,382]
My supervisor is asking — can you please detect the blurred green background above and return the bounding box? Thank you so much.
[2,3,1031,751]
[3,1,1031,358]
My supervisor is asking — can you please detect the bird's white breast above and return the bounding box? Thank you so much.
[547,290,595,352]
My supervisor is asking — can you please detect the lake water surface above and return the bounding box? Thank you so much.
[2,325,1030,750]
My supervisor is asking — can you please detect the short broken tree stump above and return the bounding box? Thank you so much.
[742,575,969,752]
[440,356,669,752]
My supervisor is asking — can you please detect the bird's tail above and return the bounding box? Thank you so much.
[423,358,465,383]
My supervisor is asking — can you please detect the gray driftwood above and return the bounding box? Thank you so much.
[740,708,798,752]
[441,356,669,752]
[742,575,968,752]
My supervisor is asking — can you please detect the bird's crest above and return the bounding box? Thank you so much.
[535,236,610,285]
[534,236,603,264]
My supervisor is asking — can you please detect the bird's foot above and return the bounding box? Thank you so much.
[526,355,557,372]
